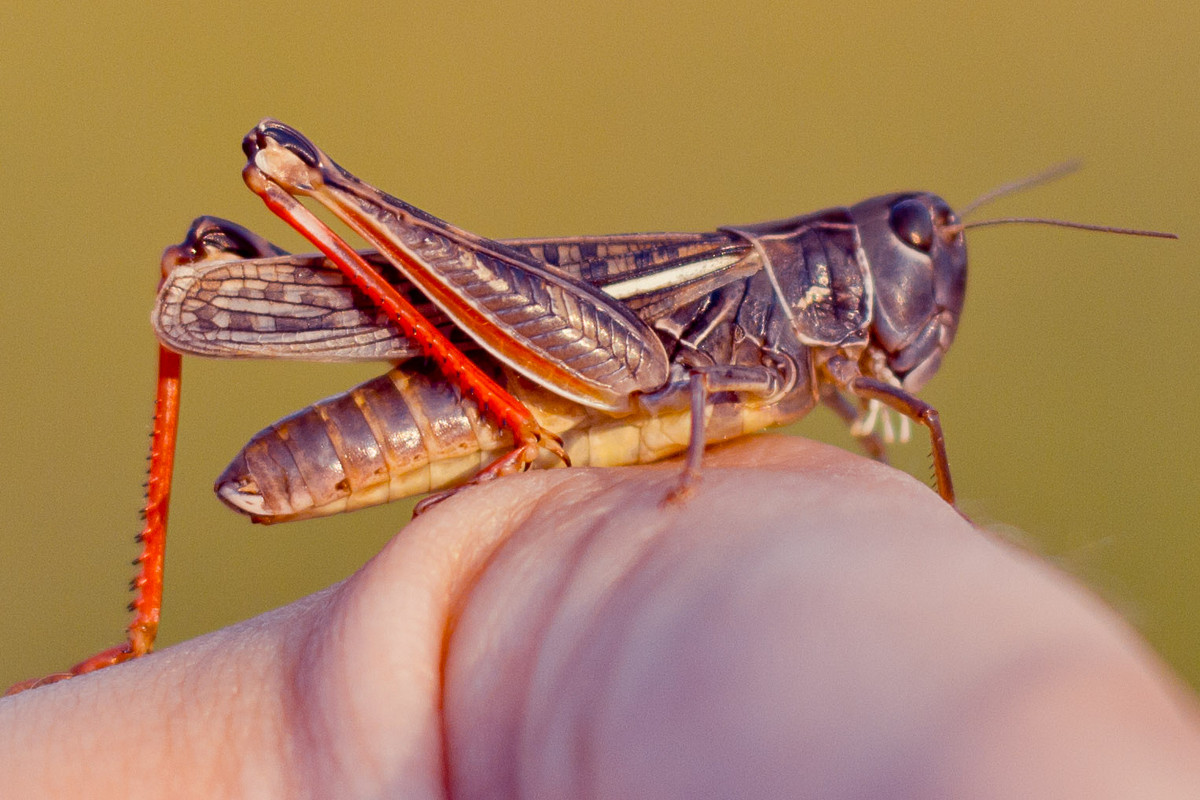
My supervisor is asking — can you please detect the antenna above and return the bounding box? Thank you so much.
[946,162,1177,241]
[959,160,1083,219]
[959,218,1176,239]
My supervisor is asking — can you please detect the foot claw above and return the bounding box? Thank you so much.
[413,488,457,516]
[661,469,701,507]
[538,430,570,467]
[4,672,68,696]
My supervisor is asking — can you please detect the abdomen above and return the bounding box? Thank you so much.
[216,362,816,522]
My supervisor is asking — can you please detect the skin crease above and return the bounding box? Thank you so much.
[0,436,1198,798]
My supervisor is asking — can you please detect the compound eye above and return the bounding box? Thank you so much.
[889,198,935,252]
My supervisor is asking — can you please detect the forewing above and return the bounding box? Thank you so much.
[153,253,443,361]
[153,234,762,365]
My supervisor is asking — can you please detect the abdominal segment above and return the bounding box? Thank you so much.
[217,362,815,523]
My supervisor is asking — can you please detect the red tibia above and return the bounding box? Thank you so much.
[4,345,181,694]
[126,344,182,654]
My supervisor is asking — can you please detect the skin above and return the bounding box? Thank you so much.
[1,436,1198,798]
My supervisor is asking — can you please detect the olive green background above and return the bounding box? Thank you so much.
[1,2,1197,692]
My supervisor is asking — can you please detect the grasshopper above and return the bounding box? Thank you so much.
[7,120,1172,693]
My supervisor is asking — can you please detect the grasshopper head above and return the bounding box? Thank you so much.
[849,193,967,391]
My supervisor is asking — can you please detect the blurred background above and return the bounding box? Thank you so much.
[1,2,1196,690]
